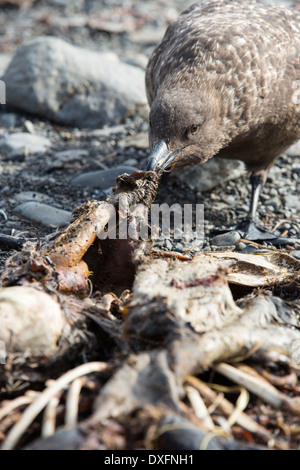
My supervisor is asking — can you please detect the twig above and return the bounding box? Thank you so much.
[65,378,84,429]
[41,396,60,438]
[1,362,110,450]
[215,363,300,415]
[238,239,278,251]
[185,385,214,430]
[0,393,37,422]
[271,219,290,233]
[186,376,275,445]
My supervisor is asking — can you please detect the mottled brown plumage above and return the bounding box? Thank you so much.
[146,0,300,180]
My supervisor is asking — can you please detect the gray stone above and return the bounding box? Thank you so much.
[23,120,36,134]
[90,125,127,137]
[72,166,137,190]
[210,231,241,246]
[0,52,12,77]
[48,148,89,170]
[290,251,300,260]
[210,244,236,251]
[164,239,173,251]
[174,242,184,252]
[3,36,147,129]
[235,242,247,251]
[0,113,16,129]
[55,149,88,162]
[0,133,51,155]
[265,197,280,210]
[129,28,165,45]
[283,195,300,212]
[173,157,245,192]
[241,245,258,254]
[14,192,52,204]
[125,53,149,70]
[14,202,71,228]
[123,158,138,166]
[10,147,29,162]
[286,140,300,157]
[292,163,300,175]
[278,223,291,231]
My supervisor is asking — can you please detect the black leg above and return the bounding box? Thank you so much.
[247,173,263,220]
[210,173,299,245]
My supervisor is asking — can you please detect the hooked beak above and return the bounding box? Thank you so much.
[146,139,181,171]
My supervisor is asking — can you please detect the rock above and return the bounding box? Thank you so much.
[241,245,258,254]
[89,125,127,137]
[173,157,245,192]
[290,251,300,260]
[0,52,12,77]
[55,149,88,162]
[286,140,300,157]
[0,113,16,129]
[10,147,29,162]
[266,196,280,210]
[235,242,247,251]
[280,223,291,231]
[125,53,149,70]
[14,202,71,228]
[14,191,52,204]
[129,28,165,45]
[283,195,300,212]
[0,132,51,155]
[210,231,241,247]
[3,36,147,129]
[123,158,138,166]
[23,120,36,134]
[292,163,300,175]
[164,239,173,251]
[72,166,137,190]
[47,148,89,170]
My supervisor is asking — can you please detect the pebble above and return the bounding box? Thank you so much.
[0,52,12,77]
[125,53,149,70]
[290,251,300,260]
[241,245,258,254]
[48,149,89,170]
[164,239,173,251]
[72,166,137,190]
[90,125,127,137]
[10,146,29,162]
[283,195,300,211]
[14,191,52,204]
[129,28,165,45]
[209,231,241,246]
[0,133,51,155]
[210,245,236,251]
[235,242,247,251]
[24,120,36,134]
[14,202,71,228]
[0,113,16,129]
[55,149,89,163]
[280,223,291,231]
[292,163,300,175]
[174,242,184,252]
[123,158,138,166]
[286,139,300,156]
